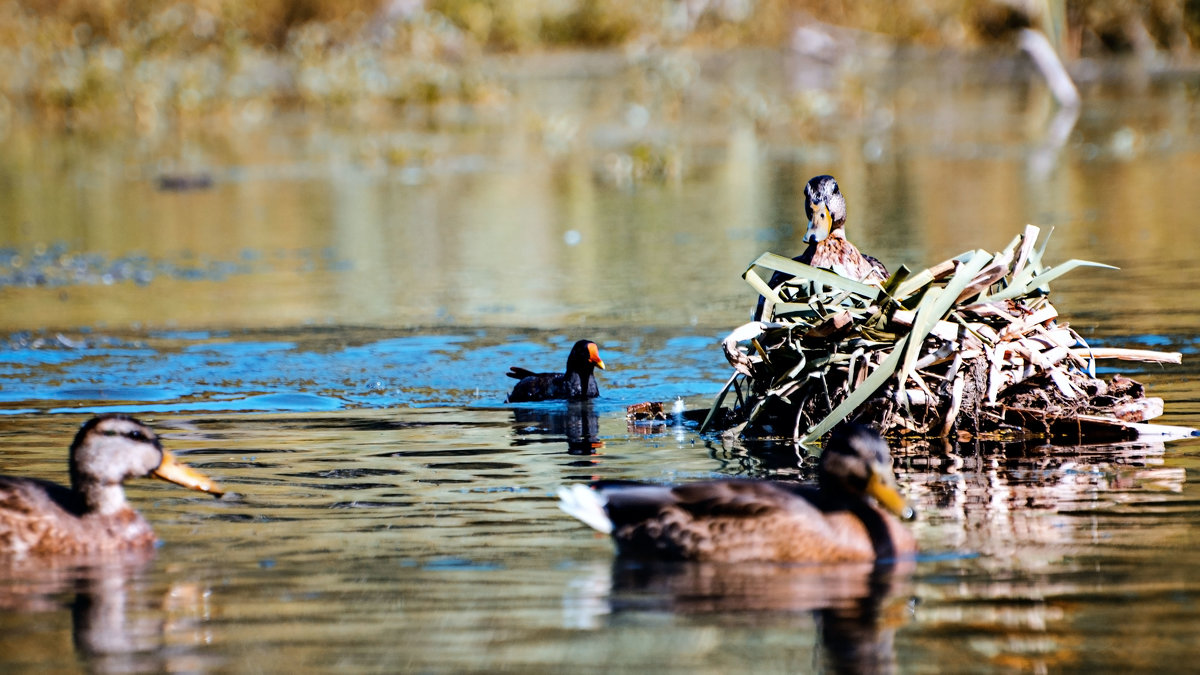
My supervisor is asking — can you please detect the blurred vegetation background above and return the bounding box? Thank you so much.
[2,0,1197,127]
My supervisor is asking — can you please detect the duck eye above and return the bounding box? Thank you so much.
[127,430,146,442]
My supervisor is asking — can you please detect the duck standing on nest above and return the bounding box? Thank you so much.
[506,340,606,403]
[756,175,888,320]
[0,414,224,557]
[557,424,915,563]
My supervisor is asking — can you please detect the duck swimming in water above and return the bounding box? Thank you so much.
[506,340,606,403]
[0,414,223,557]
[756,175,888,320]
[557,424,915,563]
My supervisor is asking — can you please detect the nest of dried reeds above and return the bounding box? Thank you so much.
[701,226,1183,443]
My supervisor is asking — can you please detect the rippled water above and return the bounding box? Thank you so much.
[4,49,1200,671]
[4,413,1200,671]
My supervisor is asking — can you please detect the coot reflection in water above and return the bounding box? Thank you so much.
[511,401,603,455]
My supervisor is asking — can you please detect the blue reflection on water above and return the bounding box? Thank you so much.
[0,329,732,414]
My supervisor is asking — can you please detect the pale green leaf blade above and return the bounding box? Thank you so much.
[699,372,741,433]
[743,266,783,306]
[749,253,880,299]
[1026,258,1118,290]
[983,258,1117,303]
[896,249,992,387]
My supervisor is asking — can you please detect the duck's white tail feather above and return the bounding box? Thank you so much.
[556,485,613,534]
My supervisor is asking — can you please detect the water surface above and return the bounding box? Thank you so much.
[3,49,1200,671]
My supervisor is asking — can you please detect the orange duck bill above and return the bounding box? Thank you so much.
[153,451,224,497]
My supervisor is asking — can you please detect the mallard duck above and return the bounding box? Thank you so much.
[506,340,606,402]
[755,175,887,320]
[557,424,915,563]
[799,175,888,282]
[0,414,223,557]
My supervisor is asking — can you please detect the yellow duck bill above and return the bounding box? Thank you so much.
[804,202,833,243]
[866,470,914,521]
[153,450,224,496]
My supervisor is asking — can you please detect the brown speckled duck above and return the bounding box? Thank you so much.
[557,424,915,563]
[756,175,888,320]
[0,414,223,557]
[506,340,606,403]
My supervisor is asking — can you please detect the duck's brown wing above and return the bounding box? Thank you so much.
[668,480,803,517]
[597,480,813,524]
[599,480,793,514]
[597,480,911,563]
[598,480,841,562]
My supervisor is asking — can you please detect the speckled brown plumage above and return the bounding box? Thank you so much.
[0,480,157,556]
[558,425,916,563]
[0,414,222,558]
[799,231,888,286]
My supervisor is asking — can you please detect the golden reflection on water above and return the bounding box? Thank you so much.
[2,55,1200,333]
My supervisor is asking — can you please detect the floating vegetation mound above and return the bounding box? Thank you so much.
[700,226,1184,444]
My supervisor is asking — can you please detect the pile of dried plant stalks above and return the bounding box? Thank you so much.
[700,225,1185,444]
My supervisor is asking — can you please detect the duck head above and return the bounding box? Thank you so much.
[69,414,223,513]
[820,424,913,521]
[802,174,848,244]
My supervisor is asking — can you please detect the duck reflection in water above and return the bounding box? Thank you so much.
[511,400,603,455]
[0,551,200,673]
[68,554,163,672]
[563,558,913,674]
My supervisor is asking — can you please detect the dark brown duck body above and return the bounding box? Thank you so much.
[506,340,606,402]
[0,414,223,557]
[558,425,915,563]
